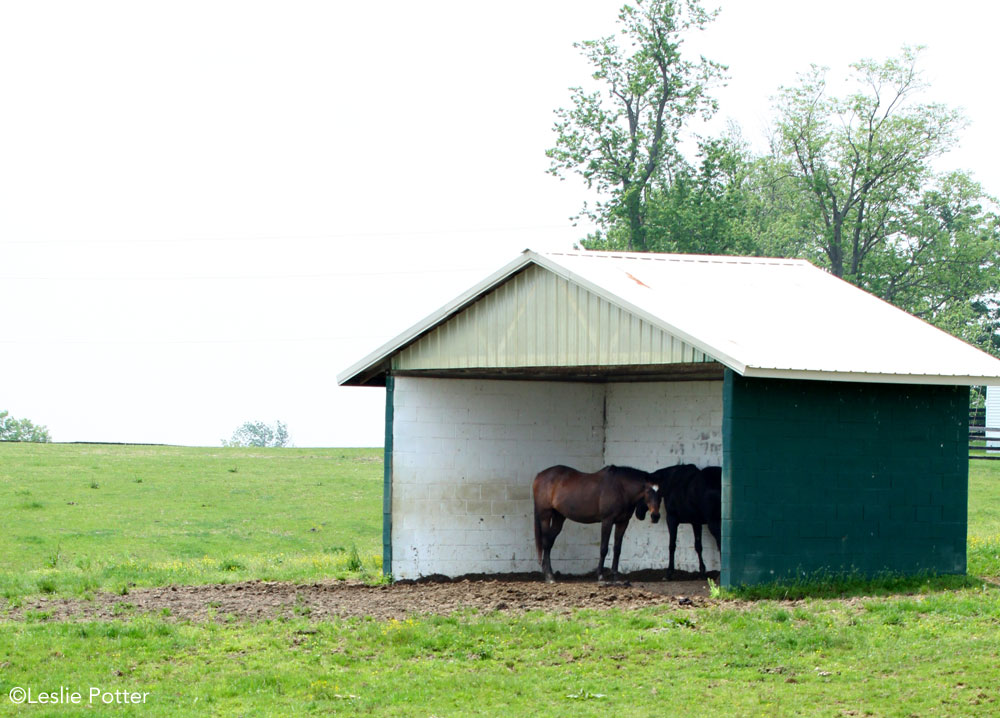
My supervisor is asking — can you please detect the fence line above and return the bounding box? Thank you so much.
[969,420,1000,460]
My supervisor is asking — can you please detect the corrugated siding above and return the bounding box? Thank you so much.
[987,386,1000,452]
[393,264,713,370]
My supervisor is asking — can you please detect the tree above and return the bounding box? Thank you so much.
[774,47,965,281]
[0,410,51,442]
[546,0,724,251]
[223,420,290,448]
[583,131,815,259]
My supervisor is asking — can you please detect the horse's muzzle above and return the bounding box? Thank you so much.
[650,512,660,524]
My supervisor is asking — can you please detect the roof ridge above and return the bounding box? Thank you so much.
[540,249,810,267]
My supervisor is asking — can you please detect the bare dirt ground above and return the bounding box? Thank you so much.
[7,575,714,622]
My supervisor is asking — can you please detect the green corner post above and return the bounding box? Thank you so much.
[382,374,394,578]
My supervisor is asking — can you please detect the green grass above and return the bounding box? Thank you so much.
[969,457,1000,575]
[0,444,383,598]
[2,591,1000,717]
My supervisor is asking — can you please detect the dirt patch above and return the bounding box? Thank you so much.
[6,576,714,623]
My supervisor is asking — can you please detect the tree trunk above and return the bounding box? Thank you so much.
[828,217,844,277]
[625,188,646,252]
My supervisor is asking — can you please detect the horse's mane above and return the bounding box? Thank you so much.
[652,463,699,484]
[604,465,653,483]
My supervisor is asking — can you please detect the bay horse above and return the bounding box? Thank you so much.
[533,465,661,584]
[652,464,721,578]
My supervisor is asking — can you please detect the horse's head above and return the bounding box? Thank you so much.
[641,481,660,523]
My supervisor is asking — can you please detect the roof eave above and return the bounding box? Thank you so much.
[742,366,1000,386]
[336,251,538,386]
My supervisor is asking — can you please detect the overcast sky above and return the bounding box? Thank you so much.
[2,1,998,447]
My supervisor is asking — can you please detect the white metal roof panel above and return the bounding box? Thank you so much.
[337,248,1000,386]
[534,250,1000,385]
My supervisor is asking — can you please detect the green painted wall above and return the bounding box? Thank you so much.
[721,370,968,587]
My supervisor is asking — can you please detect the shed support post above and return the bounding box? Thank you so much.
[382,374,394,577]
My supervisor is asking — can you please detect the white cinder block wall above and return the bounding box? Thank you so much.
[391,377,605,579]
[390,376,723,580]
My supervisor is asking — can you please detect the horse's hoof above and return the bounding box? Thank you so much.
[544,576,556,584]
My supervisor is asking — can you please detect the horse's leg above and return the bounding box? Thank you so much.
[610,518,629,583]
[533,506,545,568]
[708,520,721,565]
[693,523,706,576]
[542,513,565,583]
[597,518,613,582]
[666,514,679,580]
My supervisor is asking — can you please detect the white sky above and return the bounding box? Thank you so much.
[2,0,998,447]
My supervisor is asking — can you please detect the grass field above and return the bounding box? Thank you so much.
[967,457,1000,575]
[0,444,384,599]
[3,590,999,717]
[2,444,1000,717]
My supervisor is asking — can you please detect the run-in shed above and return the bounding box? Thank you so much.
[339,249,1000,586]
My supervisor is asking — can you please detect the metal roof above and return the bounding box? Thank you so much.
[338,249,1000,386]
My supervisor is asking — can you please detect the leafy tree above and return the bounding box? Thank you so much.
[223,420,290,448]
[546,0,724,251]
[583,132,813,259]
[0,410,51,442]
[773,47,965,280]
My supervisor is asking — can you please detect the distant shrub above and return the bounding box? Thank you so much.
[0,410,51,443]
[222,420,290,448]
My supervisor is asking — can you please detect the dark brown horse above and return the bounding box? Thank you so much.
[652,464,721,578]
[533,465,661,583]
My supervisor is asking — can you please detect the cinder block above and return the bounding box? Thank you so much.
[465,500,492,516]
[479,483,507,501]
[491,500,525,517]
[941,504,967,522]
[506,484,531,501]
[394,405,420,423]
[836,505,864,522]
[455,484,481,501]
[890,505,916,522]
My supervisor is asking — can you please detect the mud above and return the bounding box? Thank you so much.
[7,575,714,623]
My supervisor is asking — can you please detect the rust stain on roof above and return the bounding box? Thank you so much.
[626,272,651,288]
